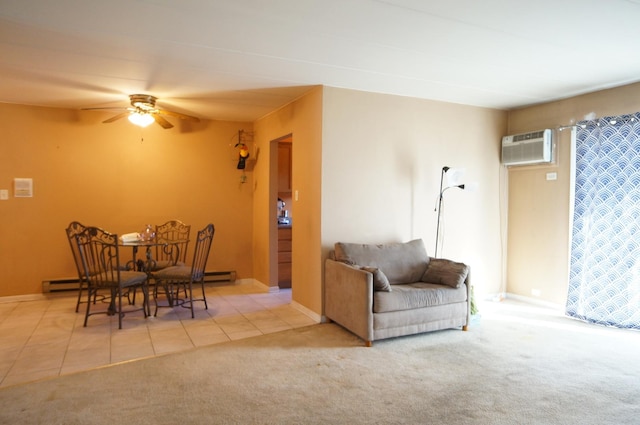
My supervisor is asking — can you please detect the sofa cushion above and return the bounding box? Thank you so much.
[334,239,429,284]
[421,258,470,288]
[361,267,391,292]
[373,282,467,313]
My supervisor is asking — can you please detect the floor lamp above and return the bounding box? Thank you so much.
[434,166,464,258]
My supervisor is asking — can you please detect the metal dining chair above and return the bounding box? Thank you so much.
[151,223,215,318]
[153,220,191,271]
[65,221,90,313]
[126,219,192,308]
[75,226,150,329]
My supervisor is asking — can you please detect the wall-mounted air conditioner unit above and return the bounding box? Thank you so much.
[501,129,553,166]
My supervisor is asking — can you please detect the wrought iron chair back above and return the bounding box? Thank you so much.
[65,221,88,312]
[154,220,191,269]
[76,226,149,328]
[151,223,215,318]
[190,223,215,281]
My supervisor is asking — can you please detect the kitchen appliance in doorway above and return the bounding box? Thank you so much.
[277,197,290,225]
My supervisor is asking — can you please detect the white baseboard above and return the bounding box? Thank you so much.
[291,300,321,323]
[485,292,564,311]
[242,278,281,293]
[247,278,320,322]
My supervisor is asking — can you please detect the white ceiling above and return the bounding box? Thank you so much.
[1,0,640,122]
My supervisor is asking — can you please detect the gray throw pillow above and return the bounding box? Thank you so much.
[361,266,392,292]
[421,258,469,288]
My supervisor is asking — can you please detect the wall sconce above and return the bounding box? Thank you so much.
[231,129,256,183]
[236,143,250,169]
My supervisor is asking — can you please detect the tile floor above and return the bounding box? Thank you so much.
[0,281,316,388]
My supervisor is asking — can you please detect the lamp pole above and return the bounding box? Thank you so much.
[434,167,449,258]
[434,166,464,258]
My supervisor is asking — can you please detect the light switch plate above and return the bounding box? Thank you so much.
[0,189,8,200]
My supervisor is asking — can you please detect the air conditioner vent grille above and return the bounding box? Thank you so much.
[501,129,553,166]
[512,130,545,142]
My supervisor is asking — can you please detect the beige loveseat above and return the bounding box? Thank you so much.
[324,239,470,346]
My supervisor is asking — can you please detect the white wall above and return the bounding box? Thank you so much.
[321,87,507,300]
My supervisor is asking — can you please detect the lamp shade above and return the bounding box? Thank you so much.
[128,112,155,127]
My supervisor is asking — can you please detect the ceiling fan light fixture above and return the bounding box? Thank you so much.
[128,112,155,127]
[85,94,196,129]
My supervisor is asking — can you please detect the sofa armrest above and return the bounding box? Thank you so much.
[324,258,374,343]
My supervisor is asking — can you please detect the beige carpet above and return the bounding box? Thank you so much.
[1,301,640,424]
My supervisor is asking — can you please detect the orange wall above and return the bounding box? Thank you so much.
[0,103,254,296]
[506,82,640,305]
[253,87,324,315]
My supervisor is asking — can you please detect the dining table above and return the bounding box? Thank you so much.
[117,237,189,315]
[120,239,160,272]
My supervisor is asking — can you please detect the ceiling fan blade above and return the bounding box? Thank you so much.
[84,95,196,129]
[152,113,174,129]
[155,108,200,122]
[82,107,128,111]
[102,112,130,123]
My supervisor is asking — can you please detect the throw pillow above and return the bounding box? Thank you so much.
[421,258,469,288]
[361,266,392,292]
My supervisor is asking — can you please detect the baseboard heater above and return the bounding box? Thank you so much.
[42,270,237,293]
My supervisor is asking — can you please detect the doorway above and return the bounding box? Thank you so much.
[274,134,293,289]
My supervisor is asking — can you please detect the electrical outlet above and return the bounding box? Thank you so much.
[0,189,8,200]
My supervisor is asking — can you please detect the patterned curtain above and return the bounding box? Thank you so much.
[566,112,640,329]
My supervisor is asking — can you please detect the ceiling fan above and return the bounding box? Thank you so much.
[84,94,200,129]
